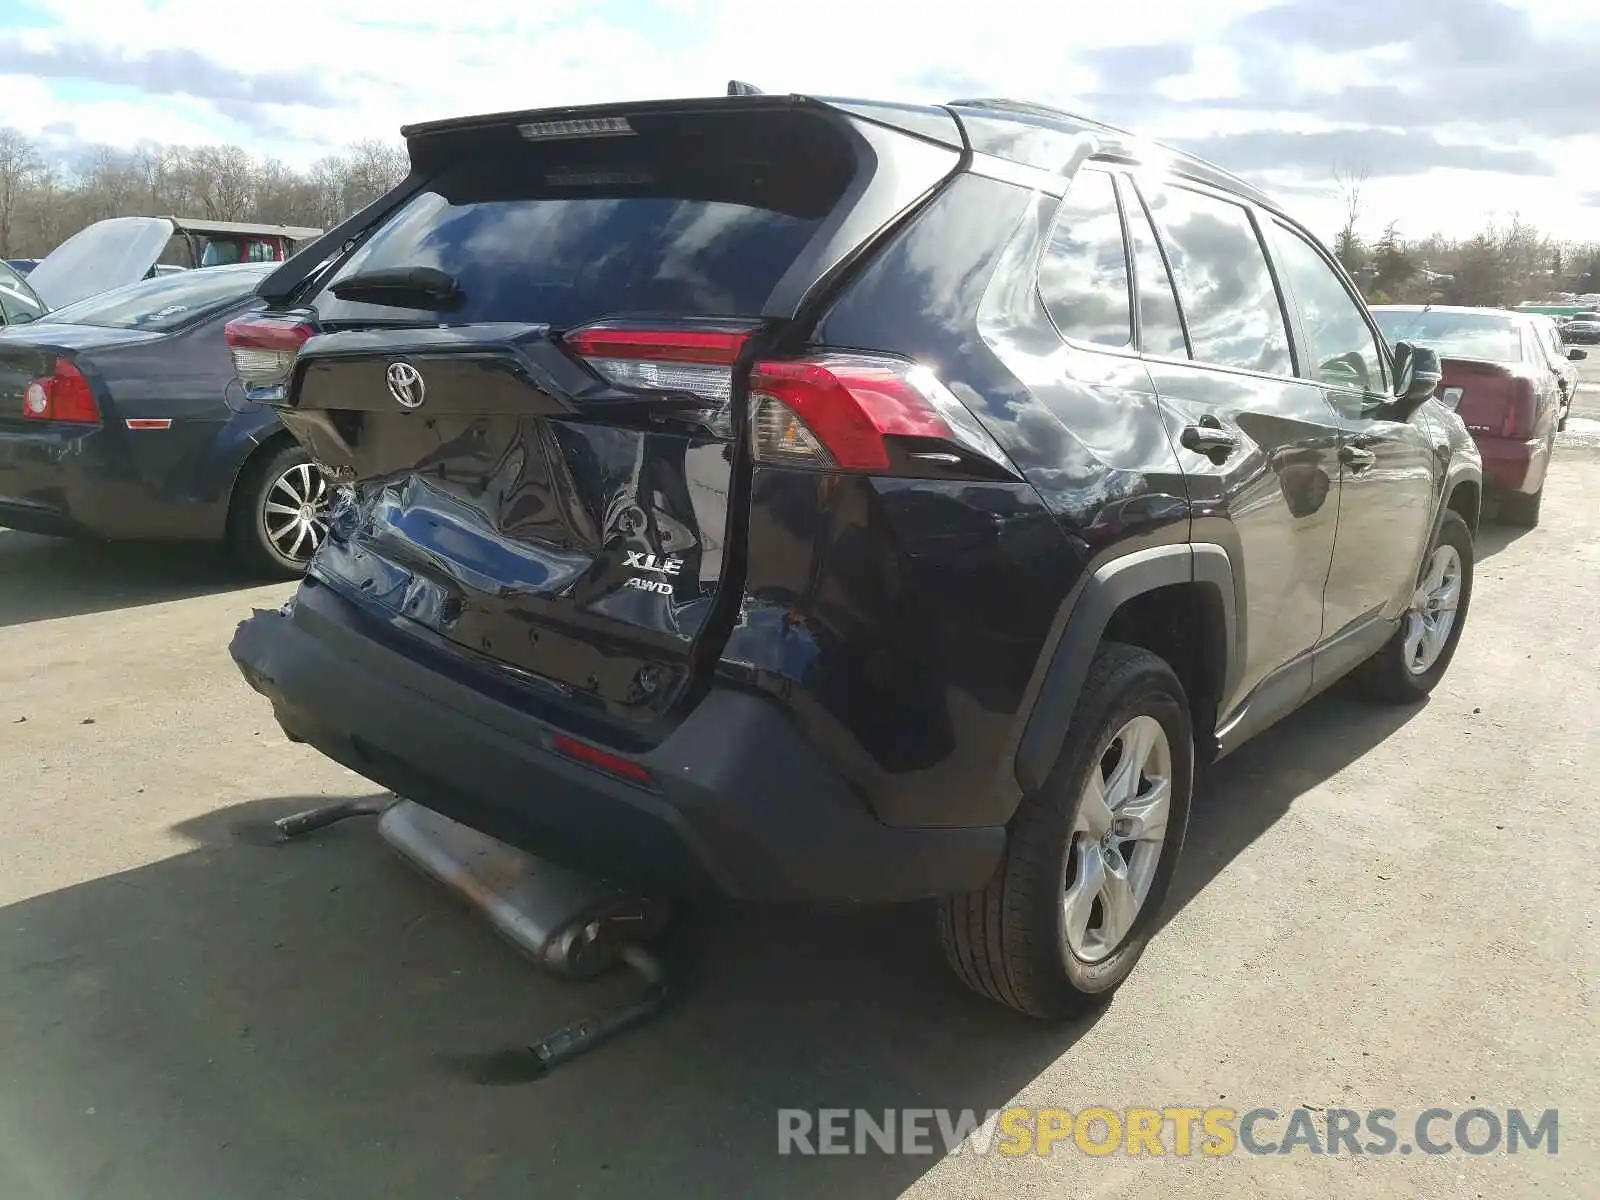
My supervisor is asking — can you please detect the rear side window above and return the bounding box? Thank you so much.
[1267,222,1386,393]
[1116,176,1188,359]
[1140,182,1293,377]
[0,264,45,324]
[313,118,856,330]
[38,264,271,332]
[1037,170,1132,348]
[1540,322,1563,360]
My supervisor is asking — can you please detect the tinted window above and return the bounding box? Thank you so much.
[1116,176,1188,358]
[1037,170,1131,348]
[1141,183,1293,376]
[0,263,45,324]
[202,241,244,266]
[1370,309,1522,364]
[39,263,270,332]
[1268,223,1386,393]
[314,151,843,329]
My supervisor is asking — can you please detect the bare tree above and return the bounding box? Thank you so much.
[1331,162,1371,282]
[0,127,42,258]
[1332,162,1368,240]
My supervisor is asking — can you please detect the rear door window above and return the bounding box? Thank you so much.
[1036,169,1132,349]
[1116,175,1189,359]
[1139,181,1294,377]
[312,133,853,330]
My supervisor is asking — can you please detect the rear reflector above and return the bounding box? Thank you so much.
[551,733,653,786]
[749,354,1010,473]
[125,418,173,430]
[22,359,99,424]
[225,314,316,402]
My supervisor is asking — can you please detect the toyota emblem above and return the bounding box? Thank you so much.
[386,360,425,409]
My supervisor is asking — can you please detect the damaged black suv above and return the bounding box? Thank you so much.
[228,91,1482,1017]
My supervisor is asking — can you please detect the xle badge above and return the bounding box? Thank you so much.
[624,551,682,595]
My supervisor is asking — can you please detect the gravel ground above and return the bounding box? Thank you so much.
[1,447,1596,1200]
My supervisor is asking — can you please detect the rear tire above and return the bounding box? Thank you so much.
[1357,510,1474,703]
[1498,487,1542,528]
[228,442,330,579]
[938,642,1193,1019]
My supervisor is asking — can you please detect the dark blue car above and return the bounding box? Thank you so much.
[0,262,330,576]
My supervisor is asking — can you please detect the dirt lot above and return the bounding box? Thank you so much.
[2,448,1597,1199]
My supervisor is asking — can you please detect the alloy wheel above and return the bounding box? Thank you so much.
[262,461,330,565]
[1063,714,1172,963]
[1403,544,1463,675]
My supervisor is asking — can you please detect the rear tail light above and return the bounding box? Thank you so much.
[562,329,1014,476]
[563,325,752,435]
[748,354,1011,474]
[225,314,316,402]
[22,359,99,424]
[1501,378,1538,439]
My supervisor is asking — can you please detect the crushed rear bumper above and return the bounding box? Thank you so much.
[229,579,1005,903]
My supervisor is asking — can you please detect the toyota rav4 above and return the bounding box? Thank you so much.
[226,91,1482,1018]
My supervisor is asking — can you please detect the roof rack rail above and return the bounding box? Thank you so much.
[948,96,1270,205]
[946,98,1132,139]
[727,80,763,96]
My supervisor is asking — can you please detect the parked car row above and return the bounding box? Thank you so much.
[1370,305,1582,526]
[0,213,332,573]
[0,215,322,324]
[1559,311,1600,345]
[0,262,329,574]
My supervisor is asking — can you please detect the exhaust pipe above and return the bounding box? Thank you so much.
[273,797,671,1073]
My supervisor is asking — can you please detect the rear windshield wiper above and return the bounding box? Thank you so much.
[328,266,464,310]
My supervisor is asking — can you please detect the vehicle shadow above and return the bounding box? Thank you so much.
[1159,680,1423,939]
[0,530,258,628]
[1472,518,1532,564]
[0,686,1423,1200]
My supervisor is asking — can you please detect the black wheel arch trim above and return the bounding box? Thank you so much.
[1013,543,1238,797]
[1438,463,1484,541]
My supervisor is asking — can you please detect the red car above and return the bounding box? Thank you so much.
[1372,305,1582,527]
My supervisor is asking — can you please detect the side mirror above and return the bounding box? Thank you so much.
[1568,348,1588,362]
[1391,340,1441,410]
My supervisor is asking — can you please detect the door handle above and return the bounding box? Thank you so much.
[1179,418,1239,460]
[1340,445,1377,472]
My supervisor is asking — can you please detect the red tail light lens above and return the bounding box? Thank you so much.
[563,325,753,434]
[748,354,1011,474]
[1501,378,1538,438]
[22,359,99,424]
[225,314,316,402]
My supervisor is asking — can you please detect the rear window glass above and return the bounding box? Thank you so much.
[1371,310,1523,363]
[314,140,849,330]
[38,263,271,332]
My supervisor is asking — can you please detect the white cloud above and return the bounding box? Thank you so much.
[1,0,1597,239]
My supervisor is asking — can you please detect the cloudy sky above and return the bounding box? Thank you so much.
[1,0,1598,242]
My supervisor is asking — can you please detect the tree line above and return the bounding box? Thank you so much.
[1329,164,1600,307]
[1,128,1596,309]
[0,126,407,259]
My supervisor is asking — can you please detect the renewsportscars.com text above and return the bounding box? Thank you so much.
[777,1106,1559,1158]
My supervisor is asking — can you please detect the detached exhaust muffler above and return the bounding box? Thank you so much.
[272,797,670,1076]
